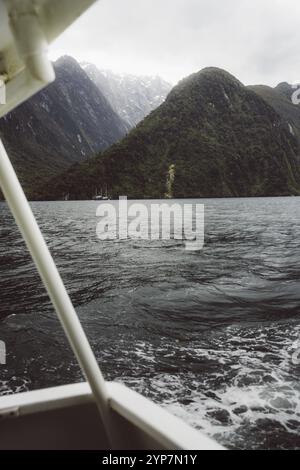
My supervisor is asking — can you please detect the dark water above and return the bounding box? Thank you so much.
[1,198,300,450]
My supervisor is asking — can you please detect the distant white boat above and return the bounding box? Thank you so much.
[93,185,110,201]
[93,194,104,201]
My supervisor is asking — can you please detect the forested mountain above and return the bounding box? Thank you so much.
[33,68,300,200]
[0,56,128,194]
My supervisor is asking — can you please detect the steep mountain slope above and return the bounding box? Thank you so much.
[0,56,128,194]
[249,83,300,144]
[83,64,172,128]
[34,68,300,200]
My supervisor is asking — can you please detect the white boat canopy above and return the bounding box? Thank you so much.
[0,0,96,117]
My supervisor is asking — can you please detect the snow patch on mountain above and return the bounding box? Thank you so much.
[81,64,172,128]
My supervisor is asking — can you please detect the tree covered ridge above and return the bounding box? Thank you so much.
[32,67,300,200]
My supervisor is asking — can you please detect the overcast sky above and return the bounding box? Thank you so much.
[50,0,300,86]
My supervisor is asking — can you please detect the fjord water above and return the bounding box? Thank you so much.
[0,198,300,450]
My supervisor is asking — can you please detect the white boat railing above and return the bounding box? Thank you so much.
[0,0,118,448]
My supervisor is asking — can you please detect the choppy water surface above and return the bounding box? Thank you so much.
[1,198,300,450]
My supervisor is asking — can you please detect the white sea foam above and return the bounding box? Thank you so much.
[119,322,300,449]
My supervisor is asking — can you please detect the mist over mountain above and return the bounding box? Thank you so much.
[35,67,300,200]
[82,64,172,128]
[0,56,128,194]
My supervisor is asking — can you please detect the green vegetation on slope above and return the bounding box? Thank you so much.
[32,68,300,200]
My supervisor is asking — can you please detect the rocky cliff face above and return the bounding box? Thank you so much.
[0,56,128,194]
[83,64,172,128]
[36,67,300,200]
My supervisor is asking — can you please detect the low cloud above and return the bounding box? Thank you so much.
[50,0,300,86]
